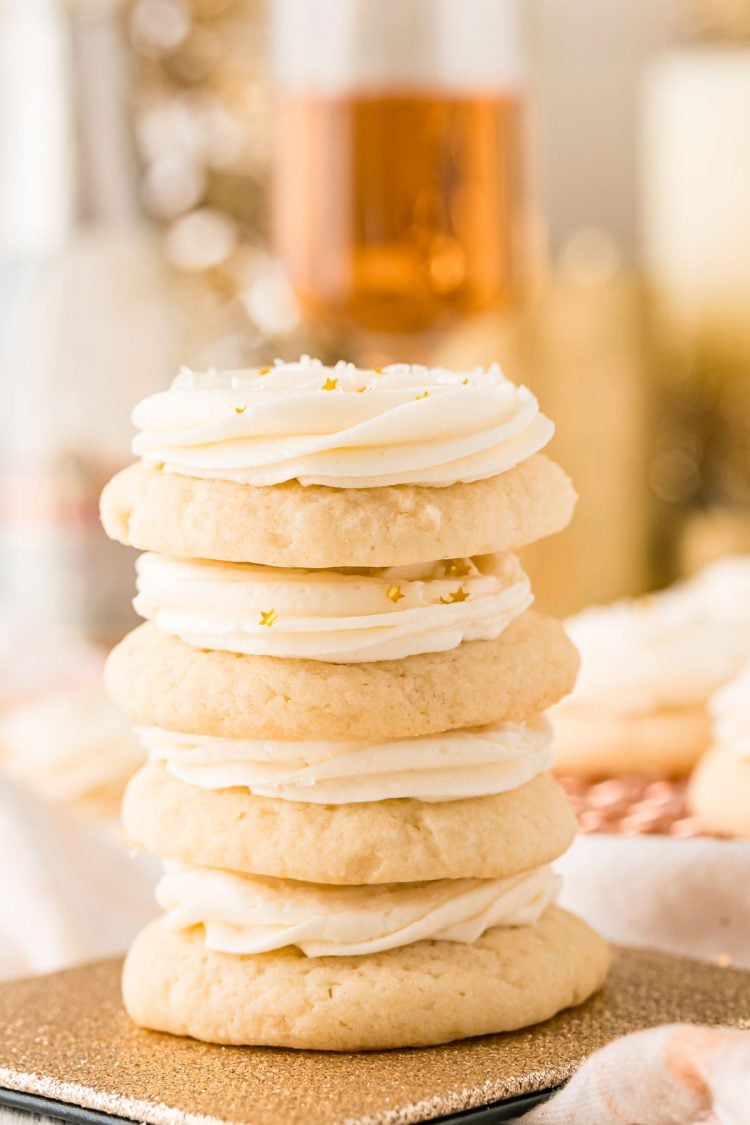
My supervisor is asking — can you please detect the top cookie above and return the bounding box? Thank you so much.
[101,359,575,567]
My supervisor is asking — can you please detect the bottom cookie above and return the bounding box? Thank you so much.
[551,703,710,779]
[122,906,610,1051]
[689,750,750,838]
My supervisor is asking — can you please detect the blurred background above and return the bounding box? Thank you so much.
[0,0,749,838]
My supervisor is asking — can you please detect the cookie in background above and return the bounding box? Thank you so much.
[0,688,145,821]
[0,632,156,982]
[555,557,750,968]
[0,630,145,821]
[552,556,750,783]
[689,663,750,839]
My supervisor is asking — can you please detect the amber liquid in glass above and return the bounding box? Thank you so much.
[274,91,525,338]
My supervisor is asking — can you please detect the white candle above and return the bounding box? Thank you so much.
[642,47,750,337]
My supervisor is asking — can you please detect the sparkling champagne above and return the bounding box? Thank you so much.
[271,0,528,349]
[274,90,525,335]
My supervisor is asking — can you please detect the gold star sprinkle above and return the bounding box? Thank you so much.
[439,586,470,605]
[258,365,272,375]
[357,385,368,393]
[374,367,382,374]
[415,390,429,400]
[445,559,470,578]
[386,585,405,603]
[259,609,278,627]
[461,377,469,385]
[234,405,247,414]
[322,377,338,391]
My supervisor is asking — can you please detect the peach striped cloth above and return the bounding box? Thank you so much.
[522,1024,750,1124]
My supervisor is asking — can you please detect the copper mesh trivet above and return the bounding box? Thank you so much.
[1,950,748,1125]
[557,775,723,837]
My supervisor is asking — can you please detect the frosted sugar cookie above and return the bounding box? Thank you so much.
[100,360,576,567]
[553,706,711,779]
[103,456,574,569]
[122,904,610,1050]
[122,767,576,885]
[553,558,750,778]
[689,664,750,837]
[0,688,144,818]
[105,611,579,740]
[689,753,750,839]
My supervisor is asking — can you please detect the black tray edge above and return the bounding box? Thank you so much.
[0,1084,558,1125]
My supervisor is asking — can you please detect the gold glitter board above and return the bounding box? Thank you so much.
[1,949,748,1125]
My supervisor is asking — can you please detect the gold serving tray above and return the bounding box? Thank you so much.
[0,948,748,1125]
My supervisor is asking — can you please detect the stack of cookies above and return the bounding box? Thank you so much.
[101,358,609,1051]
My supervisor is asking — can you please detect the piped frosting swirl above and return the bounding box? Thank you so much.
[138,716,553,804]
[157,861,560,956]
[134,552,532,663]
[131,358,554,488]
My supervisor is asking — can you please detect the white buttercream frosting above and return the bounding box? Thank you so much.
[710,663,750,760]
[138,716,552,804]
[134,552,532,663]
[559,557,750,717]
[131,357,554,488]
[156,862,560,956]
